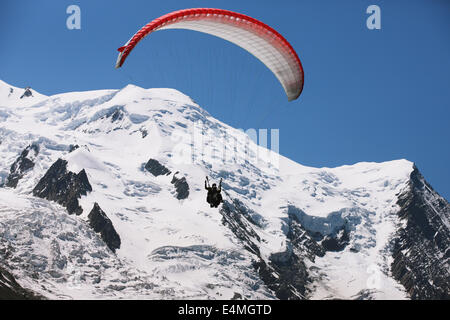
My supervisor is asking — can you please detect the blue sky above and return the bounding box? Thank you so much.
[1,0,449,199]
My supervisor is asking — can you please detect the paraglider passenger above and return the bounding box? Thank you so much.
[205,177,223,208]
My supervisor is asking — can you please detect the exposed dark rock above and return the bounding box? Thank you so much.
[227,197,266,228]
[144,159,171,177]
[391,165,450,300]
[88,203,121,253]
[321,226,350,252]
[221,201,261,256]
[255,247,309,300]
[110,109,123,122]
[144,160,189,199]
[6,144,39,188]
[0,266,42,300]
[286,205,352,252]
[254,212,326,300]
[20,87,33,99]
[69,144,80,153]
[220,199,324,300]
[231,292,242,300]
[140,128,148,138]
[352,289,377,300]
[286,212,325,261]
[171,173,189,200]
[33,158,92,215]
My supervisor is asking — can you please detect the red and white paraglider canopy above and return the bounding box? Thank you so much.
[116,8,304,101]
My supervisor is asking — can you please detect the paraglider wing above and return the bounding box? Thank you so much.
[116,8,304,101]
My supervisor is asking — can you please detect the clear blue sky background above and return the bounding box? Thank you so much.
[1,0,449,199]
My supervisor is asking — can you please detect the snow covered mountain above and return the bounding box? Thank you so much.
[0,80,448,300]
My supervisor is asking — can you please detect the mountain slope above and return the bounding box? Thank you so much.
[391,166,449,299]
[0,80,448,300]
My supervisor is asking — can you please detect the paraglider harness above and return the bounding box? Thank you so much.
[205,177,223,208]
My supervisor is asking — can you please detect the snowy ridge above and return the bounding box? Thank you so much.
[0,80,448,299]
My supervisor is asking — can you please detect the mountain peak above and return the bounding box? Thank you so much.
[117,83,196,105]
